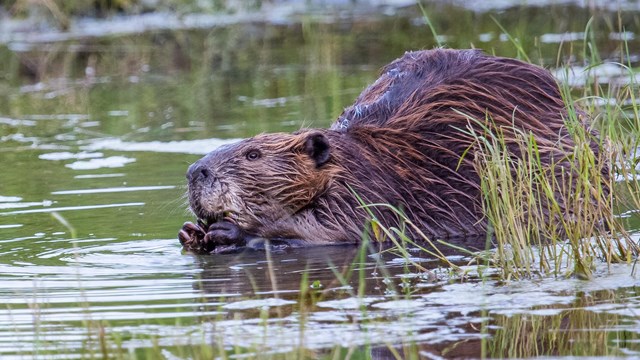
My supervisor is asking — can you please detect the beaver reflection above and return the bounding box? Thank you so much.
[191,245,361,295]
[189,236,484,295]
[179,48,605,254]
[188,244,489,359]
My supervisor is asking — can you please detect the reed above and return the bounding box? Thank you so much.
[467,105,636,280]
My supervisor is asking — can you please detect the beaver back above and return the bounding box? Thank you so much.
[322,49,605,238]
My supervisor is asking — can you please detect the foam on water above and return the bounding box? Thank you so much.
[51,186,175,195]
[553,63,640,87]
[65,156,136,170]
[83,138,240,155]
[39,151,104,161]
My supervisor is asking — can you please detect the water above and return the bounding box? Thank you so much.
[1,1,640,358]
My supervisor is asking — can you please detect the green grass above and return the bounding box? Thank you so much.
[468,105,635,280]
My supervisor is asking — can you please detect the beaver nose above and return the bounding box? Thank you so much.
[187,163,213,183]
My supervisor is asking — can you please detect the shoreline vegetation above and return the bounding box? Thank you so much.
[1,1,640,358]
[1,0,417,36]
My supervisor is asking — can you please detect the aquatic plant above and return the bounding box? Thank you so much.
[466,102,635,280]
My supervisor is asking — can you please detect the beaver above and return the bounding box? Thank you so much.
[179,48,604,254]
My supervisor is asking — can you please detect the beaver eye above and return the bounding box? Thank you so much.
[246,149,261,161]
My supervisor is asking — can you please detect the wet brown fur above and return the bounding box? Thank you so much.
[185,49,605,246]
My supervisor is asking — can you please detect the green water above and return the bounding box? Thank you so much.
[1,2,640,358]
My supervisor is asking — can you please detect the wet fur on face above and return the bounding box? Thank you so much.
[186,132,338,238]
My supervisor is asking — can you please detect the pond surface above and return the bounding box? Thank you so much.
[1,1,640,358]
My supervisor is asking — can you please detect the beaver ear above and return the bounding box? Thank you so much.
[303,132,331,167]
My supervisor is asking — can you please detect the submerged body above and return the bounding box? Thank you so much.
[179,49,604,254]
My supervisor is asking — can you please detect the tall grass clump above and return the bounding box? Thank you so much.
[591,64,640,221]
[466,94,637,279]
[571,19,640,225]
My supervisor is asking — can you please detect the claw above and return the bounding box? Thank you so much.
[178,229,190,246]
[179,218,245,254]
[178,221,208,252]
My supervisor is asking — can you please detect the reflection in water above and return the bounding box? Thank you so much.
[180,245,483,358]
[0,230,639,357]
[178,244,640,358]
[191,245,362,295]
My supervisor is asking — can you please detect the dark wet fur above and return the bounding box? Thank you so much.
[181,49,607,253]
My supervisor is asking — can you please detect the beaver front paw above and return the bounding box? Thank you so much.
[178,221,211,253]
[204,221,244,245]
[179,220,246,254]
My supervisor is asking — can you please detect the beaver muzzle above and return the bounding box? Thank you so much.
[186,159,241,222]
[181,158,251,253]
[197,210,239,229]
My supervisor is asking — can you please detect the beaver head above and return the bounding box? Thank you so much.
[186,130,336,236]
